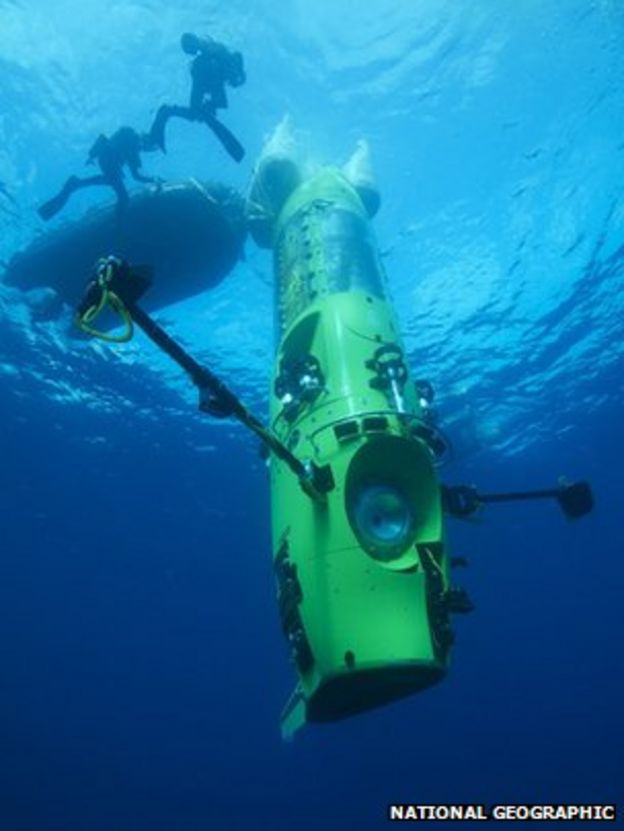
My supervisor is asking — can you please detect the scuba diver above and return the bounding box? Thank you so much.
[148,33,246,163]
[38,126,160,222]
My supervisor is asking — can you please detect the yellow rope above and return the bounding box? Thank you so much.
[75,289,134,343]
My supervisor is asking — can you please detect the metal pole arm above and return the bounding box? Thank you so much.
[442,480,593,520]
[125,301,333,502]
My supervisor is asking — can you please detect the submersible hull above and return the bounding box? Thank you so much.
[267,169,452,737]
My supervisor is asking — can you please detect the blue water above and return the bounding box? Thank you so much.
[1,2,623,829]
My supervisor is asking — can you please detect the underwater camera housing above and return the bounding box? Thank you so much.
[76,257,152,318]
[74,257,153,342]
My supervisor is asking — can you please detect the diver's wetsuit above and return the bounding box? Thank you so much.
[149,35,246,162]
[38,127,157,221]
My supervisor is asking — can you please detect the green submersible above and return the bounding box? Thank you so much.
[247,125,454,738]
[72,119,594,740]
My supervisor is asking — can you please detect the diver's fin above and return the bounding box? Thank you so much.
[206,116,245,163]
[149,107,169,153]
[280,684,307,741]
[37,183,73,221]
